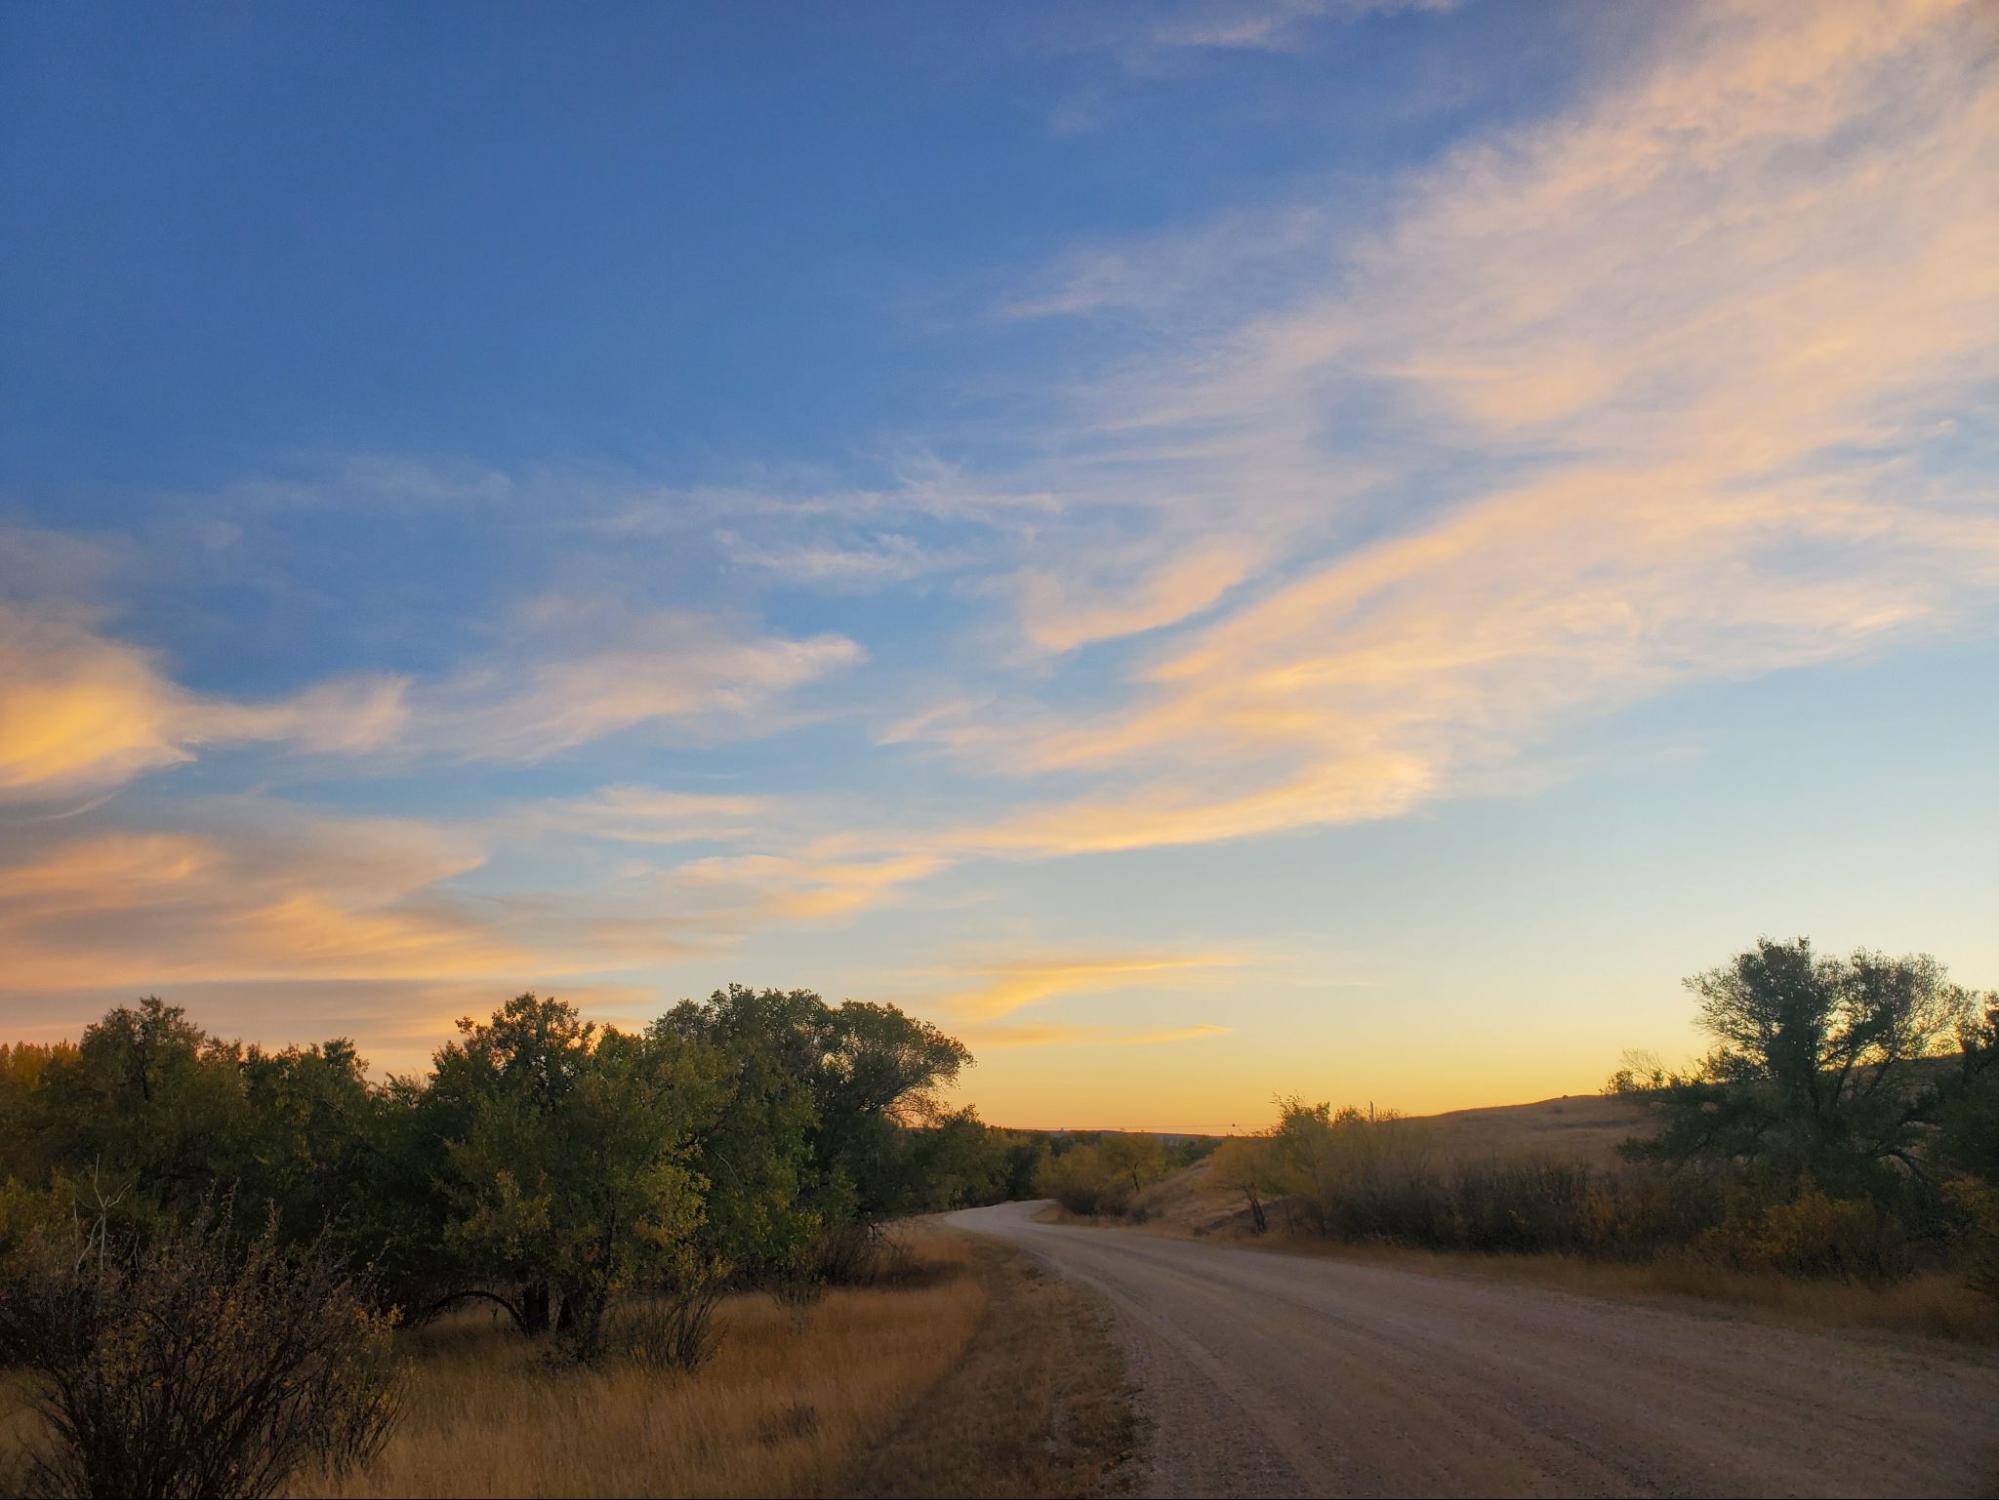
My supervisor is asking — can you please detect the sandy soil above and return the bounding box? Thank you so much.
[946,1200,1999,1499]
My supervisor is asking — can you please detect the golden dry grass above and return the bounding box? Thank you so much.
[1116,1093,1657,1239]
[291,1228,984,1499]
[1417,1091,1655,1165]
[1,1222,1136,1499]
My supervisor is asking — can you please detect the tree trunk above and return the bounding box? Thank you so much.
[521,1280,552,1336]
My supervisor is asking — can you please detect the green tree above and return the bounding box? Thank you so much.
[1208,1135,1278,1233]
[237,1040,380,1248]
[32,999,256,1221]
[1935,996,1999,1183]
[428,995,722,1354]
[1096,1133,1166,1198]
[898,1106,1011,1211]
[653,987,826,1287]
[812,1000,971,1218]
[1626,939,1973,1194]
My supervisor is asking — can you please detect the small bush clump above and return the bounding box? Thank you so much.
[613,1288,726,1372]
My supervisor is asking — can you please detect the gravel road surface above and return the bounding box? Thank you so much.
[945,1200,1999,1498]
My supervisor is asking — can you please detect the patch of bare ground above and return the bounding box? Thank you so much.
[835,1235,1138,1499]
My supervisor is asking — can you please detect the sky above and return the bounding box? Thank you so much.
[2,0,1995,1131]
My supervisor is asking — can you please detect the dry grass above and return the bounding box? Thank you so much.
[1,1222,1136,1499]
[292,1227,987,1499]
[843,1239,1136,1499]
[1417,1091,1655,1165]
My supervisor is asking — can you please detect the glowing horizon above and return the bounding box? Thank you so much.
[2,0,1995,1134]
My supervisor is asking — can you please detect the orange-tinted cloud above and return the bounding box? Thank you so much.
[0,604,407,805]
[0,805,517,991]
[960,1020,1232,1048]
[538,785,772,844]
[1013,539,1265,653]
[664,850,948,923]
[0,593,857,805]
[924,952,1241,1020]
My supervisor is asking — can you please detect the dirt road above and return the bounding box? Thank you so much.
[945,1200,1999,1498]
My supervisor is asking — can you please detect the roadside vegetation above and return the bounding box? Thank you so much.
[1103,939,1999,1336]
[1036,1133,1216,1219]
[0,987,1083,1497]
[299,1225,1000,1499]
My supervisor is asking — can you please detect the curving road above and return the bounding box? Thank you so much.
[945,1200,1999,1499]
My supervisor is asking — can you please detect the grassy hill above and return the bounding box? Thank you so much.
[1124,1090,1658,1240]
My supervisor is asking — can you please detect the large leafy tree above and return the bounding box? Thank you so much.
[427,995,722,1350]
[1627,939,1974,1193]
[658,987,975,1245]
[812,1000,971,1217]
[29,998,255,1218]
[653,987,825,1286]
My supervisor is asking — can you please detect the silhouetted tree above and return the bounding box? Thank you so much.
[1625,939,1972,1195]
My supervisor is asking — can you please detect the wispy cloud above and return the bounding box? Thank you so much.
[537,786,773,846]
[4,0,1993,1084]
[960,1020,1232,1049]
[927,952,1241,1020]
[0,600,409,806]
[0,801,521,991]
[0,587,859,803]
[902,0,1999,853]
[660,850,948,924]
[400,601,862,761]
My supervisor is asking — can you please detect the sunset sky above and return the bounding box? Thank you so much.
[2,0,1995,1131]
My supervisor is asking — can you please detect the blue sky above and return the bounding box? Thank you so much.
[3,0,1995,1129]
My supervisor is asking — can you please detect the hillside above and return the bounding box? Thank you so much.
[1126,1091,1658,1240]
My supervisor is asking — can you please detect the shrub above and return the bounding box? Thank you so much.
[615,1287,725,1372]
[1699,1187,1911,1281]
[0,1196,404,1500]
[807,1220,886,1285]
[1038,1143,1133,1217]
[1941,1179,1999,1299]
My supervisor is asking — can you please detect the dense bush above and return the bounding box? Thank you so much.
[1037,1134,1168,1216]
[0,1197,402,1500]
[1250,1101,1722,1257]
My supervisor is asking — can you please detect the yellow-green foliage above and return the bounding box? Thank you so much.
[1697,1187,1907,1281]
[1038,1135,1167,1217]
